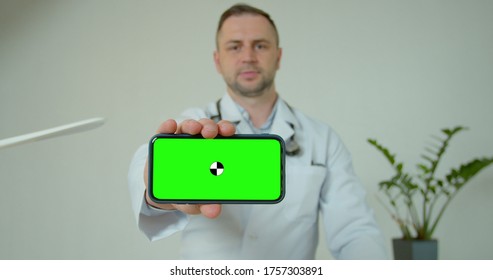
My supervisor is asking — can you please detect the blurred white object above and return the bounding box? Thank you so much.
[0,117,105,149]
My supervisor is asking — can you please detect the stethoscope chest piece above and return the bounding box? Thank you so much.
[285,136,301,156]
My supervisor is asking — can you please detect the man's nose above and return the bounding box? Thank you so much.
[241,47,257,63]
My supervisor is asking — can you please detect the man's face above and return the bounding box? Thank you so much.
[214,14,282,98]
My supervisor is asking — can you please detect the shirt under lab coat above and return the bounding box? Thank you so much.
[128,94,388,259]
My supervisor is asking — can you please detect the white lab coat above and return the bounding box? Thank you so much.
[128,94,388,259]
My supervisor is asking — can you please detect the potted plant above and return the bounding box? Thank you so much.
[368,126,493,259]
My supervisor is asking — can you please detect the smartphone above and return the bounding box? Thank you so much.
[148,134,285,204]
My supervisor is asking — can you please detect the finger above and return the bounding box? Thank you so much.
[173,204,202,215]
[217,120,236,136]
[200,204,222,219]
[172,204,221,219]
[179,119,203,135]
[144,158,149,187]
[156,119,178,134]
[198,118,219,139]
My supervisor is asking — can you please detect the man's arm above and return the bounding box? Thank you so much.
[320,130,389,259]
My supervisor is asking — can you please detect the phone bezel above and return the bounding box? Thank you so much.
[148,133,286,204]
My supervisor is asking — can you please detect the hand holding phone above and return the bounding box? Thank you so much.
[144,118,236,218]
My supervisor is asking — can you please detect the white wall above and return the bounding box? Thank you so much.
[1,0,492,259]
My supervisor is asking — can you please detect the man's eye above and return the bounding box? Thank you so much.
[255,44,267,50]
[228,45,240,51]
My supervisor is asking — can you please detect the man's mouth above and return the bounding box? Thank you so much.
[239,69,260,80]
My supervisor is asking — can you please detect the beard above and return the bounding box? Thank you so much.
[225,67,276,98]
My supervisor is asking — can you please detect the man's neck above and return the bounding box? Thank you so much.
[227,89,278,128]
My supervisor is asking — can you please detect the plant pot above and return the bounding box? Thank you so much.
[392,238,438,260]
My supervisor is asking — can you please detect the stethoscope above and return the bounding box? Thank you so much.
[210,99,301,156]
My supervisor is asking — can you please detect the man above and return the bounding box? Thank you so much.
[128,4,388,259]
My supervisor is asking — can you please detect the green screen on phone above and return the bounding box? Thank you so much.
[149,134,285,203]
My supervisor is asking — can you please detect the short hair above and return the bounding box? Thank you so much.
[216,3,280,48]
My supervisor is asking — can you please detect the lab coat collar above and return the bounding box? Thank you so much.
[218,93,299,141]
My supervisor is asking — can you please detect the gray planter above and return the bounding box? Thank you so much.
[392,239,438,260]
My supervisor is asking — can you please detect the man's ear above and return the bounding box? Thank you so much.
[276,47,283,70]
[213,50,222,74]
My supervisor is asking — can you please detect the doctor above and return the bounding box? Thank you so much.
[128,3,388,259]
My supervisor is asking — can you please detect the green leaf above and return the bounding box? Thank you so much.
[446,157,493,189]
[442,126,467,137]
[396,163,403,172]
[424,147,438,155]
[367,139,396,166]
[421,154,435,164]
[428,185,437,194]
[417,164,430,174]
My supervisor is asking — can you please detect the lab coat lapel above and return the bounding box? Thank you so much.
[217,94,253,134]
[270,99,298,142]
